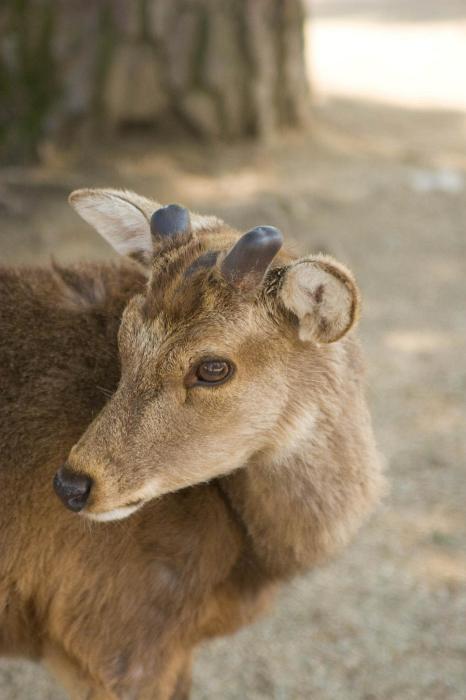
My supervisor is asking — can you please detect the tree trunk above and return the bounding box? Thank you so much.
[0,0,311,161]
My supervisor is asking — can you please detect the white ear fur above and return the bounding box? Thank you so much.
[69,188,159,260]
[69,188,224,260]
[279,255,360,343]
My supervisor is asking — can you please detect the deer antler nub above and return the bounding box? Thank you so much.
[220,226,283,291]
[150,204,191,238]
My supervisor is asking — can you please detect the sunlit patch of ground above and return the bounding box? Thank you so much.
[307,0,466,112]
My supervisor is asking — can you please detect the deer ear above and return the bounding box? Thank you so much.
[69,188,225,262]
[279,255,360,343]
[69,188,158,261]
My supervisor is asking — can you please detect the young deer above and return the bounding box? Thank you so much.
[0,189,383,699]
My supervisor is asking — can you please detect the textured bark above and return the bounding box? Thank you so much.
[0,0,311,161]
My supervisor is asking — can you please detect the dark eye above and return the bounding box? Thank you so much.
[196,360,232,385]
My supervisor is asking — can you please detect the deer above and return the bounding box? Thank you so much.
[0,188,384,699]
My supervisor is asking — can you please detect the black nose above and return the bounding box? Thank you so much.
[53,465,93,512]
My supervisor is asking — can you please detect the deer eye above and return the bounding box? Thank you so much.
[195,360,232,385]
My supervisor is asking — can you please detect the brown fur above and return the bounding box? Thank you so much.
[0,190,384,699]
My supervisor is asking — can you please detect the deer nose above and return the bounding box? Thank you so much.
[53,465,93,512]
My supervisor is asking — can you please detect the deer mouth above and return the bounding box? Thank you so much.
[83,498,144,523]
[80,476,163,522]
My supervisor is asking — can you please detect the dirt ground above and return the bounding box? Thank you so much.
[1,2,465,699]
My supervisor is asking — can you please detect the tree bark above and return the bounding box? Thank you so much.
[0,0,311,161]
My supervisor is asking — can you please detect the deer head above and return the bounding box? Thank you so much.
[53,189,360,521]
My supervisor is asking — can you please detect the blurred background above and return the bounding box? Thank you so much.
[1,0,465,698]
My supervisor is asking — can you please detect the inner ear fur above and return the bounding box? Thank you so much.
[69,188,224,261]
[69,189,159,261]
[279,254,361,344]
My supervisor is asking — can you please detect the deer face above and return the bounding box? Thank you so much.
[53,189,360,521]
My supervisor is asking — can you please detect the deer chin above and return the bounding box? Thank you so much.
[83,502,143,522]
[81,477,164,522]
[80,498,146,522]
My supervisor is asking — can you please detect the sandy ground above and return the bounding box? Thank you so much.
[0,1,465,699]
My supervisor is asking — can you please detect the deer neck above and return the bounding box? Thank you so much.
[217,372,383,581]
